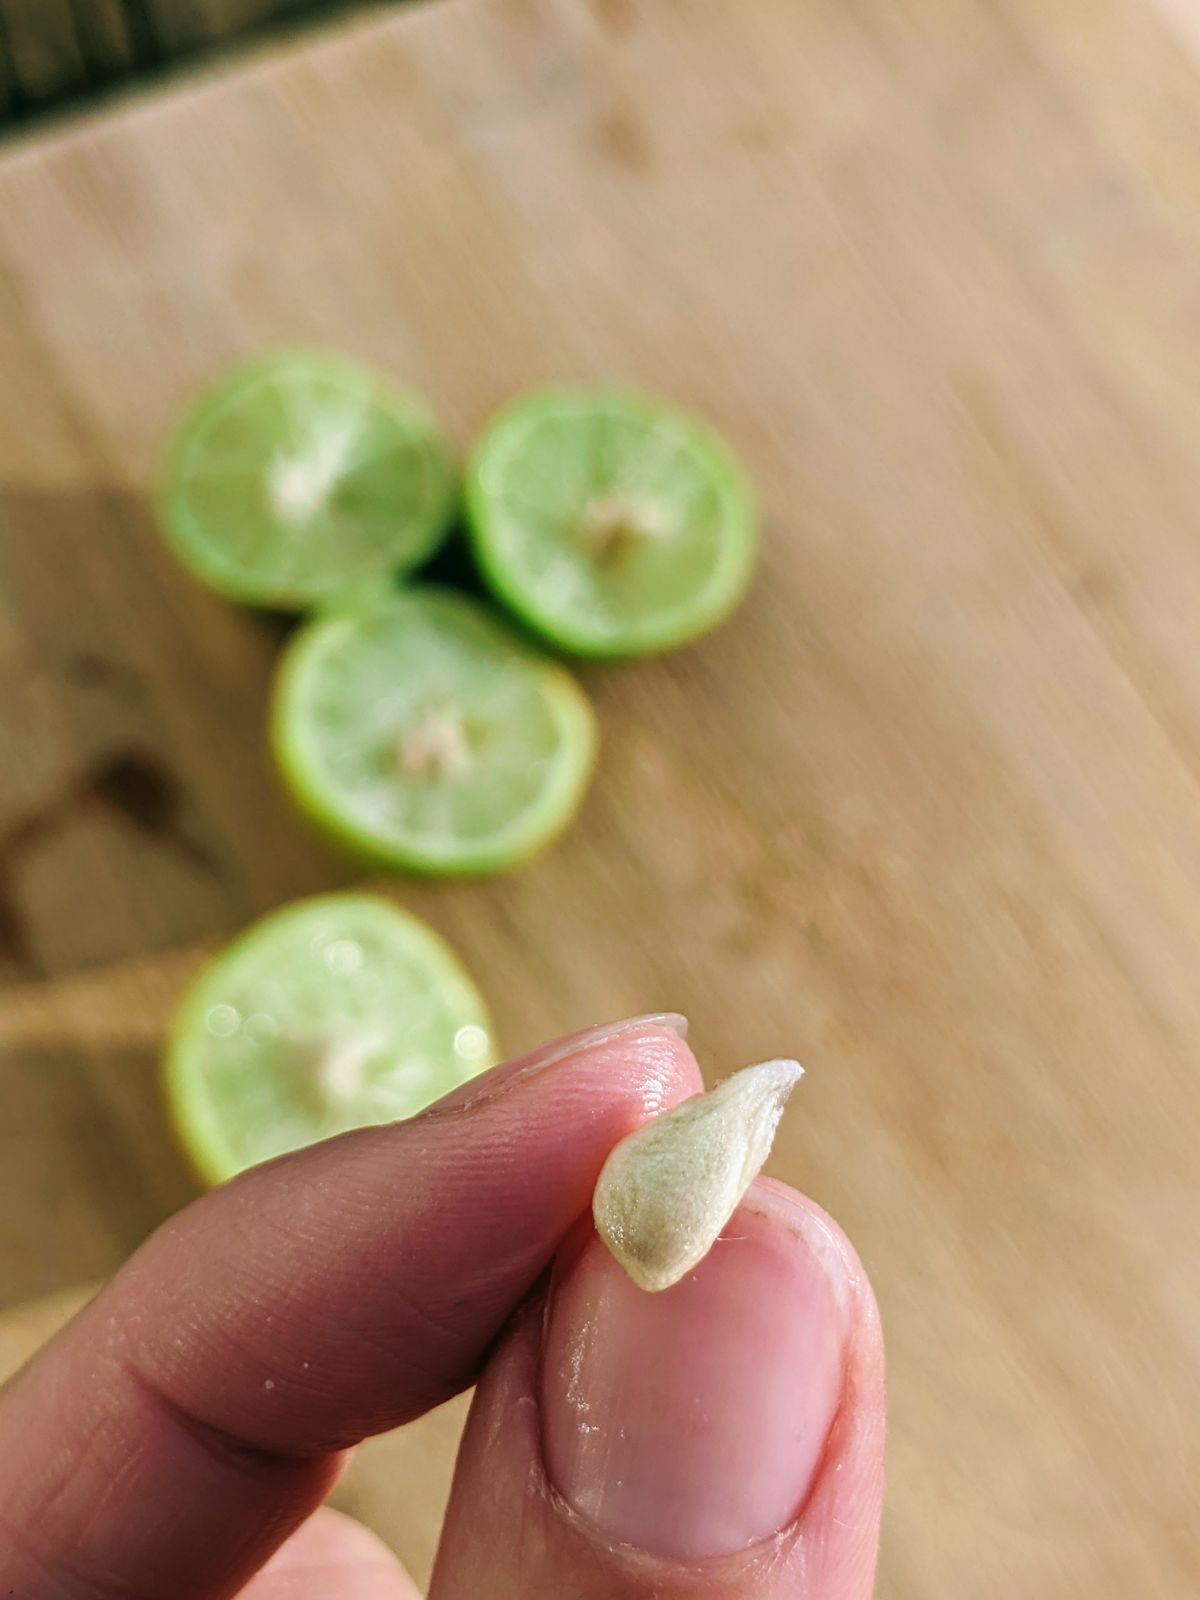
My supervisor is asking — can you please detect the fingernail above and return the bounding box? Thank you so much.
[517,1013,689,1078]
[433,1013,689,1113]
[541,1186,848,1559]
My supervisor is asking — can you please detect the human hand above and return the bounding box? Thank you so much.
[0,1017,884,1598]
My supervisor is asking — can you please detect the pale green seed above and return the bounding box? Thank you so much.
[592,1058,804,1293]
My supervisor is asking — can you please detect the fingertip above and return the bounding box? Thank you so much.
[540,1186,852,1560]
[437,1178,886,1596]
[249,1509,420,1599]
[513,1017,703,1113]
[743,1180,886,1597]
[259,1508,397,1571]
[745,1178,882,1328]
[429,1013,699,1118]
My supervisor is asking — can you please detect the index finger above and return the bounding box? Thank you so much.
[0,1017,698,1600]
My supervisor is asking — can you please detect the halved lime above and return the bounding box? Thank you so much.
[465,389,757,657]
[271,586,597,874]
[158,349,456,609]
[164,893,496,1184]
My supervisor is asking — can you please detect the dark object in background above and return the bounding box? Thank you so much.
[0,1,371,125]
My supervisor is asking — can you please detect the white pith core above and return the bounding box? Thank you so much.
[399,706,473,782]
[578,493,666,557]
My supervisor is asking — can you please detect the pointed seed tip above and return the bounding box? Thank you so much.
[593,1053,809,1293]
[733,1056,804,1088]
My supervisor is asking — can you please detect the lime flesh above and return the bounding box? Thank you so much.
[466,389,757,657]
[165,894,496,1184]
[159,350,456,609]
[272,586,597,874]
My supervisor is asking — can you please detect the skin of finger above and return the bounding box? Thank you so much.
[0,1026,700,1600]
[430,1182,885,1600]
[752,1180,886,1600]
[239,1509,420,1600]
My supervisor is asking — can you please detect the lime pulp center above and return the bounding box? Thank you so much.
[577,492,668,559]
[398,705,475,782]
[268,421,359,524]
[292,1026,386,1108]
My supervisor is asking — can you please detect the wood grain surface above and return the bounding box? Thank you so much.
[1,1,1198,1595]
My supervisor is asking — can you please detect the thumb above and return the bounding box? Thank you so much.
[431,1180,885,1598]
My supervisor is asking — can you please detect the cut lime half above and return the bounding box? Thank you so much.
[466,388,757,656]
[159,349,456,609]
[272,586,597,874]
[164,893,496,1184]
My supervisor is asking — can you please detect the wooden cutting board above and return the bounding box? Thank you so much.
[2,1,1199,1594]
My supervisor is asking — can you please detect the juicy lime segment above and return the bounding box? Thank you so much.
[165,894,496,1184]
[159,350,456,608]
[466,389,757,656]
[272,587,596,873]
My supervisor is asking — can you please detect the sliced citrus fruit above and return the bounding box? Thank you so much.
[164,893,496,1184]
[271,586,596,874]
[465,388,757,656]
[158,349,456,609]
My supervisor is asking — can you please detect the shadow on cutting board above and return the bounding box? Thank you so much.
[0,2,397,136]
[0,481,350,982]
[0,1030,199,1311]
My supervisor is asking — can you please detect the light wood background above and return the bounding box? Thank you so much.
[1,1,1199,1595]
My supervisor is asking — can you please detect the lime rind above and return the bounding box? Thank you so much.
[158,348,457,610]
[164,892,496,1185]
[271,586,597,874]
[465,387,758,658]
